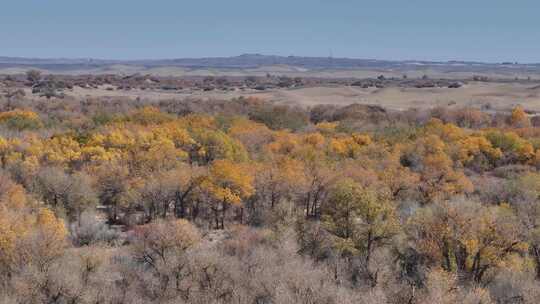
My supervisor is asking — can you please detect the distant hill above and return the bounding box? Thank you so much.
[1,54,540,78]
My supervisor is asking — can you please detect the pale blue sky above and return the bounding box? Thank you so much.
[1,0,539,62]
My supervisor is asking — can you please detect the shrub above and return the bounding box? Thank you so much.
[0,109,43,130]
[70,210,121,246]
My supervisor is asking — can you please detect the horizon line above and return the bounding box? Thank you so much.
[0,53,535,66]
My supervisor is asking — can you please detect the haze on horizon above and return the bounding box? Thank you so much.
[1,0,540,63]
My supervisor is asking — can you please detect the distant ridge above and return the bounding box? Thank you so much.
[2,54,540,79]
[1,54,539,70]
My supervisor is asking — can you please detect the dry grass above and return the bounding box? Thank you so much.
[28,81,540,112]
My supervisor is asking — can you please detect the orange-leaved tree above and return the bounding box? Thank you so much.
[201,159,254,229]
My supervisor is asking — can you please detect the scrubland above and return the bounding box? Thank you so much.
[1,72,540,303]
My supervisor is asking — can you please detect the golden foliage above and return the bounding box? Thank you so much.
[202,159,254,205]
[510,105,531,128]
[0,109,43,130]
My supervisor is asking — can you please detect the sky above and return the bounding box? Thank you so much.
[1,0,540,62]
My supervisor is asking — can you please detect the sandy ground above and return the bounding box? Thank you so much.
[262,82,540,111]
[26,81,539,112]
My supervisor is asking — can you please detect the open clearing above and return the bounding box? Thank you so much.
[30,81,540,112]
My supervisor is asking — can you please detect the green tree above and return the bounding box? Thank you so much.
[322,179,399,286]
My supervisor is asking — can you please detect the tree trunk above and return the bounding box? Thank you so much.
[221,199,227,229]
[533,245,540,280]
